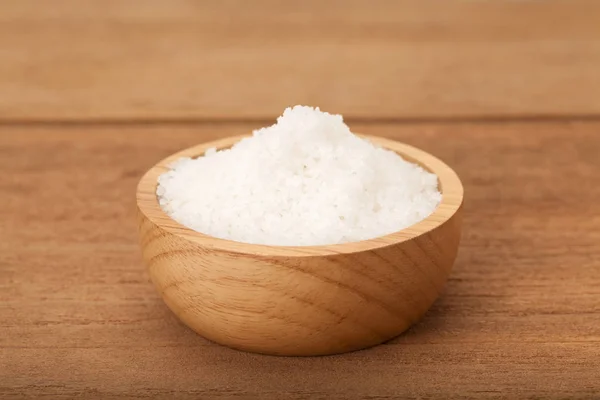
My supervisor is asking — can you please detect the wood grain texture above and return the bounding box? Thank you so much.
[136,135,463,355]
[1,121,599,397]
[1,0,600,121]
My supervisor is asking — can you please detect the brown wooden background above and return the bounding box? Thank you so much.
[1,1,599,399]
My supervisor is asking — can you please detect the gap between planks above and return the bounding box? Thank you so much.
[2,114,600,129]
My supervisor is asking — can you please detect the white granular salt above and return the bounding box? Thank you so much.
[157,106,441,246]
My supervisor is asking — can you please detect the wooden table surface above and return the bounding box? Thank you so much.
[1,1,599,399]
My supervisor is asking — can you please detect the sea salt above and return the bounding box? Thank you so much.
[157,106,441,246]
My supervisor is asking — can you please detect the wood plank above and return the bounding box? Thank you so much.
[1,1,600,121]
[1,121,599,398]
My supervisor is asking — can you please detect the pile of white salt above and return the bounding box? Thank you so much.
[157,106,441,246]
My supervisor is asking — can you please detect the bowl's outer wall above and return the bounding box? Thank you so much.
[137,204,462,356]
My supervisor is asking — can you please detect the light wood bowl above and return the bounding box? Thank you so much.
[136,135,463,356]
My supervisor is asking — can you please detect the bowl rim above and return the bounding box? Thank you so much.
[137,134,463,257]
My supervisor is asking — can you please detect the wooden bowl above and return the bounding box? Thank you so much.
[136,135,463,356]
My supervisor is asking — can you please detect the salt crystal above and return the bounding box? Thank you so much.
[157,106,441,246]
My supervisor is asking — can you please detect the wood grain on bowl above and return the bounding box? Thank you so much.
[136,135,464,356]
